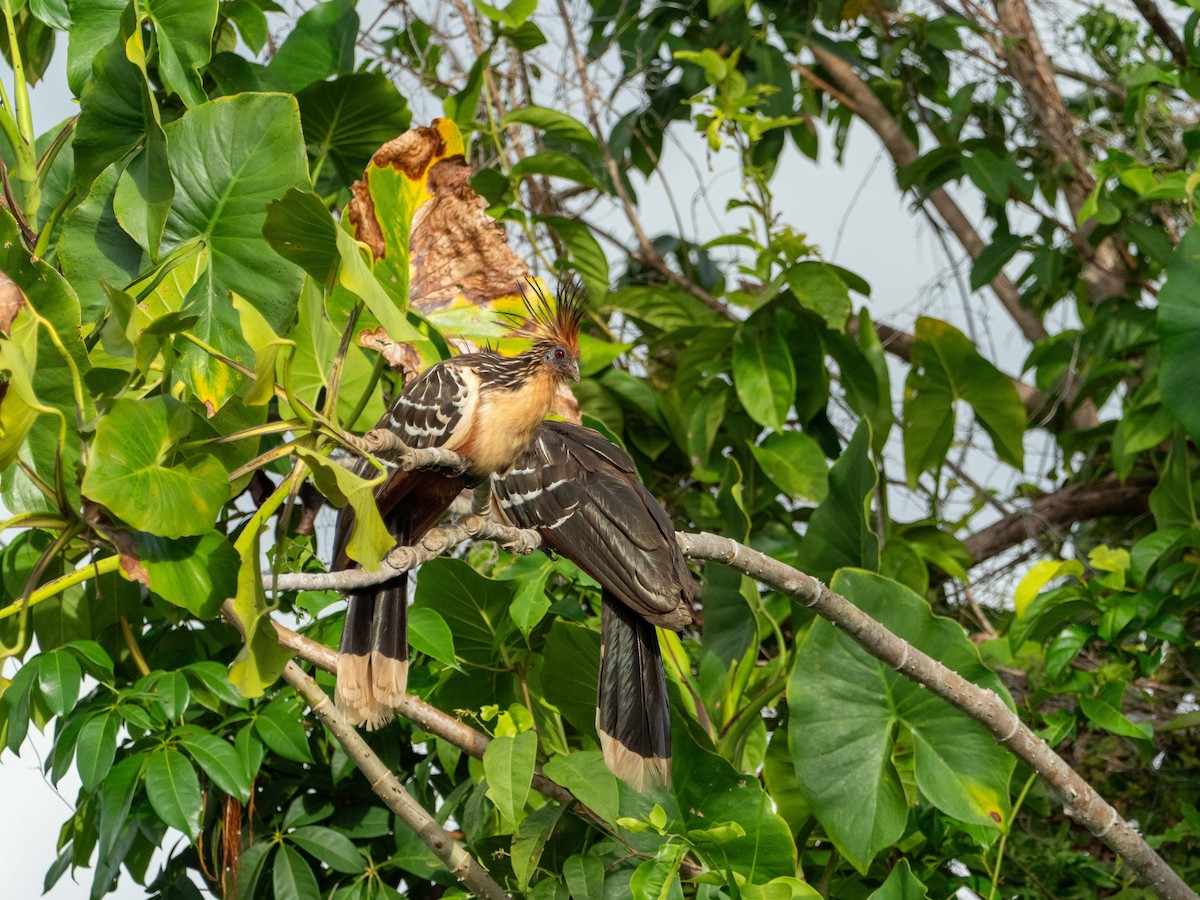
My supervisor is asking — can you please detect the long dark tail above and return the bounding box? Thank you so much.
[336,576,409,731]
[596,589,671,790]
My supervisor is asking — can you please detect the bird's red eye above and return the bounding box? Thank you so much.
[554,348,565,360]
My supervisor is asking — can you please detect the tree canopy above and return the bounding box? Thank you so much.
[0,0,1198,898]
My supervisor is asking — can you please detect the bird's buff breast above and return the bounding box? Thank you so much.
[459,373,558,476]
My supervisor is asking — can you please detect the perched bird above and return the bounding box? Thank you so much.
[334,282,584,729]
[490,421,696,790]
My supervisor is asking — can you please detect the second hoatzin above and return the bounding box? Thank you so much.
[491,421,696,790]
[333,283,584,729]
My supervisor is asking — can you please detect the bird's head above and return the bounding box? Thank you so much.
[510,278,585,382]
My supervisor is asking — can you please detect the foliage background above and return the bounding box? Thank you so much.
[0,0,1198,898]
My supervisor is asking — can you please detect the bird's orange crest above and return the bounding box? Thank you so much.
[502,276,586,356]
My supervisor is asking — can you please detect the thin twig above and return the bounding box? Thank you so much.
[281,661,511,900]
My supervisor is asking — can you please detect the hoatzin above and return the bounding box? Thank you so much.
[333,283,584,730]
[490,421,696,790]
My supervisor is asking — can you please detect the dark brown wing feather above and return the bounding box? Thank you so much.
[491,421,694,631]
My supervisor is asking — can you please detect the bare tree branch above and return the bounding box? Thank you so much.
[677,531,1197,900]
[280,661,511,900]
[272,620,705,878]
[807,46,1050,345]
[964,479,1154,564]
[1131,0,1189,69]
[991,0,1127,301]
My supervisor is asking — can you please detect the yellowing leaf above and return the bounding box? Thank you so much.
[1014,559,1083,618]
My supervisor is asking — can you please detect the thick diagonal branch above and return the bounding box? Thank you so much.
[806,47,1048,345]
[964,479,1154,563]
[677,532,1195,900]
[991,0,1126,300]
[1131,0,1188,67]
[281,662,510,900]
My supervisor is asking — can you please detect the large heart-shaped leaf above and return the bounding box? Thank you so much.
[160,93,310,333]
[788,568,1015,873]
[81,397,229,538]
[297,72,412,187]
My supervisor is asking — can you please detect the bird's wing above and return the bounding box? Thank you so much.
[492,421,694,630]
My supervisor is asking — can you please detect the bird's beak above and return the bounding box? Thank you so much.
[568,359,581,382]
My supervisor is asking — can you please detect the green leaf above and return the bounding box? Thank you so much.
[273,842,321,900]
[288,825,367,874]
[512,804,566,891]
[509,557,554,639]
[970,233,1022,290]
[563,854,605,900]
[733,320,796,431]
[866,859,929,900]
[235,841,275,900]
[670,716,797,882]
[37,650,82,716]
[184,661,248,709]
[1079,682,1153,741]
[255,695,314,763]
[1160,227,1200,443]
[903,317,1025,485]
[535,214,609,297]
[537,622,600,736]
[227,518,291,698]
[483,730,538,825]
[145,748,203,838]
[176,726,252,803]
[141,0,217,107]
[263,189,427,352]
[512,151,602,191]
[81,397,229,538]
[794,422,878,582]
[297,72,412,187]
[72,40,150,191]
[629,842,686,900]
[151,670,191,719]
[97,754,145,861]
[501,106,598,152]
[961,149,1011,205]
[412,558,515,667]
[475,0,537,28]
[29,0,72,29]
[542,750,620,823]
[161,92,310,334]
[114,117,174,258]
[786,262,852,331]
[407,607,458,669]
[740,877,822,899]
[1013,559,1083,617]
[749,432,828,502]
[788,569,1014,873]
[266,0,358,92]
[75,709,120,792]
[1150,427,1198,531]
[294,445,393,570]
[137,531,239,618]
[66,0,131,109]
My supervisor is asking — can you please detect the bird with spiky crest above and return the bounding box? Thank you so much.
[334,279,585,729]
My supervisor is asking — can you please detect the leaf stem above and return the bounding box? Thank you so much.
[0,553,121,622]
